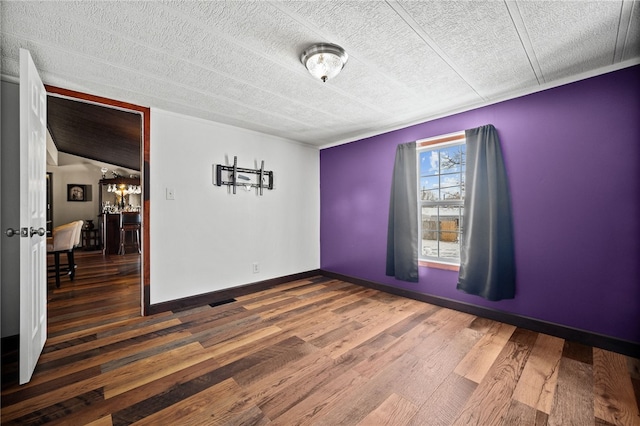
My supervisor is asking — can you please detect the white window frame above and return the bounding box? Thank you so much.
[417,131,466,269]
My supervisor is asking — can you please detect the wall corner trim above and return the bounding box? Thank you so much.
[320,270,640,358]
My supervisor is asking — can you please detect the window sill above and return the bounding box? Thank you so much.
[419,260,460,272]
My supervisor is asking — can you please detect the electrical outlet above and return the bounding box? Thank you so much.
[166,187,175,200]
[252,263,259,274]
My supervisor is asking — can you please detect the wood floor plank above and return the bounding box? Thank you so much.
[223,405,272,426]
[252,329,397,422]
[4,343,204,420]
[241,333,393,420]
[205,325,284,366]
[596,418,619,426]
[384,304,441,338]
[188,313,262,341]
[452,328,538,425]
[47,308,142,337]
[3,385,105,425]
[103,342,208,398]
[51,357,222,426]
[2,251,639,425]
[258,352,356,419]
[407,373,477,426]
[356,393,419,426]
[593,348,640,426]
[413,307,477,344]
[350,307,474,398]
[44,311,173,346]
[308,364,395,426]
[283,308,358,342]
[241,293,296,310]
[630,357,640,418]
[240,348,335,408]
[352,321,432,380]
[99,330,202,373]
[311,324,478,425]
[348,296,418,327]
[503,399,549,426]
[1,365,102,407]
[233,279,313,301]
[468,316,495,334]
[324,310,414,360]
[188,309,263,340]
[259,289,349,321]
[263,287,372,327]
[512,332,564,414]
[22,329,194,388]
[562,340,594,364]
[283,282,329,296]
[308,320,364,348]
[453,321,517,383]
[110,342,290,424]
[233,337,318,387]
[85,415,113,426]
[39,318,183,363]
[548,356,594,426]
[628,356,640,380]
[269,368,365,425]
[397,327,481,407]
[129,377,251,426]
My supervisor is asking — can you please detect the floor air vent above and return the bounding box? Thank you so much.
[209,299,236,308]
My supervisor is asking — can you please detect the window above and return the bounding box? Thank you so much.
[417,132,466,265]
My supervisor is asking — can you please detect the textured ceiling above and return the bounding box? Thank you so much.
[2,1,639,148]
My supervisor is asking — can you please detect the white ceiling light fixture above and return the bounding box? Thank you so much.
[301,43,348,83]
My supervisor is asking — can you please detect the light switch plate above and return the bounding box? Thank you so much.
[166,188,175,200]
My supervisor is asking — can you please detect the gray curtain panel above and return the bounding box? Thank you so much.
[457,124,516,300]
[386,141,419,282]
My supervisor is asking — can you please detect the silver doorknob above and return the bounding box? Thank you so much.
[30,227,46,237]
[5,228,20,237]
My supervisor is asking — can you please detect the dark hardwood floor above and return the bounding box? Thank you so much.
[1,251,639,425]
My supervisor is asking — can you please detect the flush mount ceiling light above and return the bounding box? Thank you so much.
[301,43,348,82]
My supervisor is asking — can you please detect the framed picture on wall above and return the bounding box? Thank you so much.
[67,184,87,202]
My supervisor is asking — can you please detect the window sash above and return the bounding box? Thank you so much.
[420,202,464,261]
[417,133,465,265]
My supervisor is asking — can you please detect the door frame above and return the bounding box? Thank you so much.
[45,85,151,314]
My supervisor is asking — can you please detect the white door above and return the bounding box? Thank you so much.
[19,48,48,384]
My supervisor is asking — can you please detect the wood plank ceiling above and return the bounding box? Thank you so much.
[47,96,141,171]
[2,1,639,147]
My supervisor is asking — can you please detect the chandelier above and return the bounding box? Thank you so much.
[107,183,142,195]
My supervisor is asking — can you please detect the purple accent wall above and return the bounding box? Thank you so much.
[320,66,640,343]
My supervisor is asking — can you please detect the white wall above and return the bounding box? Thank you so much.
[150,109,320,304]
[47,160,101,228]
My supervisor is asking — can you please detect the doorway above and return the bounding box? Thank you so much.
[45,85,150,315]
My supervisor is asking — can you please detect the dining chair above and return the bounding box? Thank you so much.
[47,220,83,288]
[119,212,141,255]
